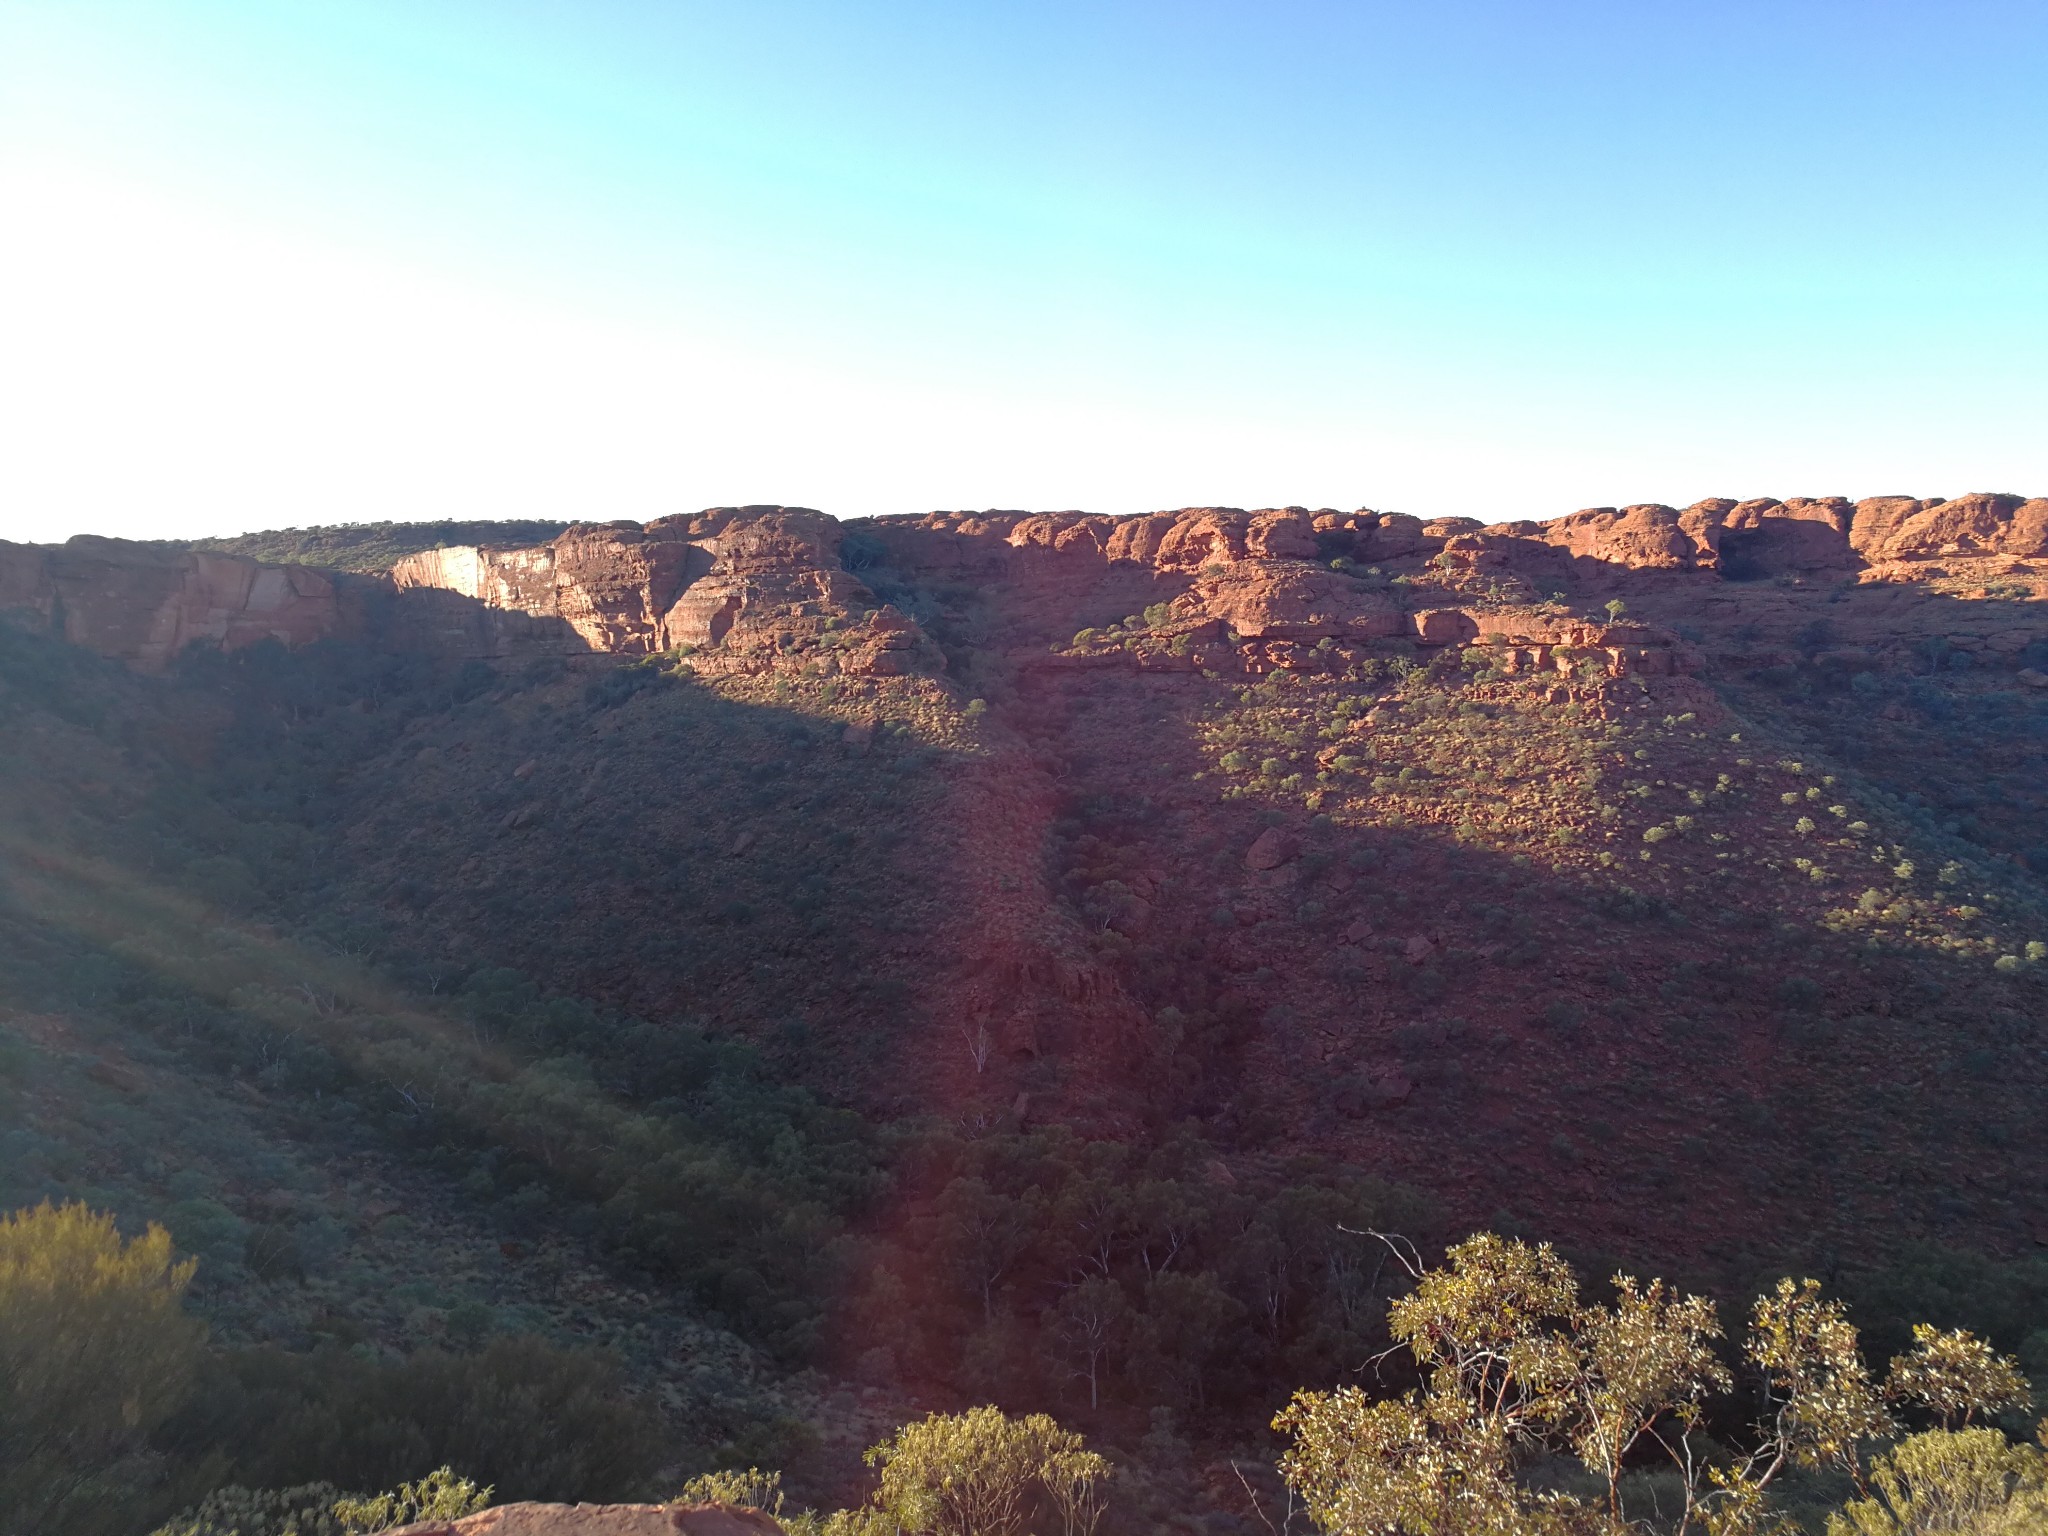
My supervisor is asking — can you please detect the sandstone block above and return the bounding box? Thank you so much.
[1245,828,1301,870]
[1412,608,1476,645]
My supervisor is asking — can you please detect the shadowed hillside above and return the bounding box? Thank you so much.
[3,498,2046,1531]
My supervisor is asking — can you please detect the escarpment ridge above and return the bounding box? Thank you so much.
[6,479,2048,1502]
[3,492,2044,674]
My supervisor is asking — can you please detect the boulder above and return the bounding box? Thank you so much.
[1367,1070,1415,1108]
[1245,827,1302,871]
[1334,1071,1415,1115]
[1412,608,1477,645]
[1200,564,1399,642]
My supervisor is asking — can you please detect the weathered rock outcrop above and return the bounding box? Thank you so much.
[0,536,359,669]
[8,492,2040,676]
[390,507,933,677]
[391,1504,782,1536]
[1506,493,2048,582]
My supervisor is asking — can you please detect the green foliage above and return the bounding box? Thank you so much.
[183,521,571,572]
[1276,1233,2044,1536]
[1883,1326,2032,1430]
[150,1482,347,1536]
[1827,1428,2048,1536]
[857,1123,1427,1419]
[857,1407,1109,1536]
[839,533,888,572]
[675,1466,788,1516]
[331,1468,491,1534]
[162,1336,666,1505]
[1748,1276,1896,1477]
[0,1201,207,1536]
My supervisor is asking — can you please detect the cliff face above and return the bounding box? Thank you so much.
[388,506,933,677]
[1526,492,2048,577]
[10,494,2047,1354]
[385,494,2048,670]
[7,492,2044,676]
[0,537,361,670]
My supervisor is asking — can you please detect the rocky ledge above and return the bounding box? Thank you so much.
[4,493,2041,675]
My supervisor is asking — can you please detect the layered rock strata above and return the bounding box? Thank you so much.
[389,507,933,678]
[0,536,360,669]
[6,493,2041,675]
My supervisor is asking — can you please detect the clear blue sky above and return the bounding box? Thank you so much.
[2,0,2043,540]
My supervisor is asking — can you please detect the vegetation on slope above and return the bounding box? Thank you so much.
[15,1199,2048,1535]
[181,520,572,571]
[4,537,2048,1531]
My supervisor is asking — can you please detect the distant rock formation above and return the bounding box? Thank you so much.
[1517,492,2048,578]
[389,506,930,677]
[0,536,360,669]
[5,493,2042,674]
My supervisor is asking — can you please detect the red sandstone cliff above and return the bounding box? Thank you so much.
[0,536,360,669]
[388,506,934,678]
[6,493,2041,676]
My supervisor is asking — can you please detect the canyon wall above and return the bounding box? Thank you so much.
[6,492,2043,674]
[0,536,363,670]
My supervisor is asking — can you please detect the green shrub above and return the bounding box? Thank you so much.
[857,1407,1109,1536]
[164,1336,665,1505]
[1827,1427,2048,1535]
[1777,976,1824,1010]
[0,1202,207,1536]
[150,1482,346,1536]
[331,1468,490,1534]
[675,1466,787,1516]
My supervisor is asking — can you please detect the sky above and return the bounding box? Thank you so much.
[1,1,2044,542]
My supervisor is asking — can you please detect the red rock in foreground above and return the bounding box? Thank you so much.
[391,1503,782,1536]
